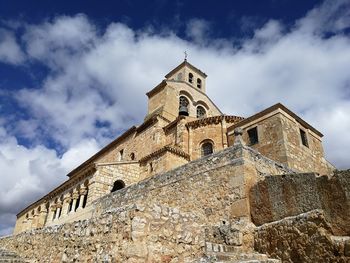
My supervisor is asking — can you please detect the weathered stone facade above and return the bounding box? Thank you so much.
[2,60,347,262]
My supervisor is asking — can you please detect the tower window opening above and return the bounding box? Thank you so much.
[189,73,193,83]
[118,149,124,161]
[247,127,258,145]
[197,106,206,119]
[300,129,309,147]
[111,180,125,193]
[179,96,189,116]
[201,141,213,157]
[197,78,202,89]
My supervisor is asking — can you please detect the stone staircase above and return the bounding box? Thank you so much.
[199,242,281,263]
[0,247,26,263]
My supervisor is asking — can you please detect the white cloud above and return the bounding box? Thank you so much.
[0,0,350,235]
[0,127,99,234]
[0,29,25,64]
[185,18,211,43]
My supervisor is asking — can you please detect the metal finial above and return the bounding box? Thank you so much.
[184,51,188,61]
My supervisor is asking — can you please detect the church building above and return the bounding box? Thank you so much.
[13,60,334,234]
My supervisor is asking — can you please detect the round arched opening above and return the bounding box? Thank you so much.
[111,180,126,193]
[179,96,189,116]
[201,140,214,157]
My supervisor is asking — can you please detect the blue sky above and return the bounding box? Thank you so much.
[0,0,349,235]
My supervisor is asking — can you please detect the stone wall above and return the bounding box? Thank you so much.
[280,112,333,175]
[1,203,208,262]
[0,144,292,262]
[254,210,350,262]
[189,123,225,160]
[228,109,334,175]
[88,162,140,203]
[250,170,350,235]
[98,117,169,164]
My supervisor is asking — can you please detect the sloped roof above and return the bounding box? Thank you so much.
[227,103,323,137]
[165,60,207,79]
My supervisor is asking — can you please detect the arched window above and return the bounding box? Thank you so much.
[201,141,214,157]
[130,152,135,160]
[179,96,189,116]
[197,106,206,119]
[111,180,125,193]
[197,78,202,89]
[188,73,193,83]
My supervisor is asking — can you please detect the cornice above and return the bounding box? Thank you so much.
[139,145,190,163]
[186,115,244,129]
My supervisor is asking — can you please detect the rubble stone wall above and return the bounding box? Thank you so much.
[0,145,292,262]
[254,210,350,263]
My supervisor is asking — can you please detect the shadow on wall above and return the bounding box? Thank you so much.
[249,170,350,235]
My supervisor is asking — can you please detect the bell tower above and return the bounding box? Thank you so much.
[164,59,207,93]
[145,60,221,122]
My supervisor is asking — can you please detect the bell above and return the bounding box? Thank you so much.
[179,105,189,116]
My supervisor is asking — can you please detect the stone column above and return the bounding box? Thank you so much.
[38,204,48,227]
[54,202,62,220]
[221,117,228,149]
[32,210,39,229]
[21,217,29,232]
[77,187,87,211]
[188,126,193,159]
[47,204,56,222]
[70,191,79,213]
[27,214,33,230]
[61,194,72,217]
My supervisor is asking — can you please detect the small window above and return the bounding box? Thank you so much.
[118,149,124,161]
[201,141,213,157]
[300,129,309,147]
[197,78,202,89]
[130,152,135,160]
[197,106,206,119]
[149,162,153,173]
[111,180,125,193]
[247,127,258,145]
[188,73,193,83]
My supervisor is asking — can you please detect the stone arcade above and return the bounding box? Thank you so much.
[0,60,349,262]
